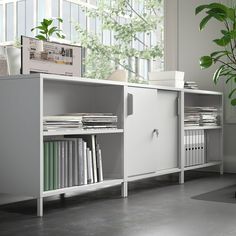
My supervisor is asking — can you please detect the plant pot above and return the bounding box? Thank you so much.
[107,69,128,82]
[6,46,21,75]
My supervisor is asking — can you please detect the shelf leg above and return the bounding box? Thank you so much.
[37,197,43,217]
[121,181,128,198]
[179,171,184,184]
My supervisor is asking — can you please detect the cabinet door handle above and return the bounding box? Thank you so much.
[153,129,159,137]
[127,93,133,116]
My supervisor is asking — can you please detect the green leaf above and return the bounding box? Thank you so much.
[213,65,225,84]
[231,98,236,106]
[199,14,212,30]
[35,35,47,41]
[48,27,57,36]
[229,88,236,99]
[213,35,231,46]
[57,17,63,23]
[195,4,209,15]
[200,56,213,69]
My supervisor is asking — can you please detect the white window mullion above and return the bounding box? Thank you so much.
[13,0,16,40]
[59,0,63,30]
[2,2,6,41]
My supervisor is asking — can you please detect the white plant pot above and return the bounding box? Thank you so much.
[6,46,21,75]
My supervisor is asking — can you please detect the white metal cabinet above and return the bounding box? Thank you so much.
[126,87,159,177]
[126,87,179,177]
[155,90,179,170]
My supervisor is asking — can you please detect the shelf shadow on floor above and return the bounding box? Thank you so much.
[192,185,236,204]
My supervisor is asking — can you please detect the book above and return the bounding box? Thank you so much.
[49,142,54,190]
[83,141,88,185]
[78,138,84,185]
[61,141,65,188]
[44,142,49,191]
[96,144,103,182]
[87,148,93,184]
[68,140,73,187]
[53,142,58,190]
[64,141,68,188]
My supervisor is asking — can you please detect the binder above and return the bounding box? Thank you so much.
[187,130,190,166]
[184,131,187,167]
[202,130,205,163]
[78,138,84,185]
[68,140,73,187]
[83,141,88,185]
[189,130,193,166]
[65,141,69,188]
[193,130,196,165]
[61,141,65,188]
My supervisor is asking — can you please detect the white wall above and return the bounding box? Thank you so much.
[177,0,236,172]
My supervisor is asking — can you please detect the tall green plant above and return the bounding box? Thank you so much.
[75,0,163,81]
[31,18,65,41]
[196,2,236,105]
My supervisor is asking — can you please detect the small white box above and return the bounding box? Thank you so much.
[149,79,184,88]
[148,71,185,88]
[149,71,185,81]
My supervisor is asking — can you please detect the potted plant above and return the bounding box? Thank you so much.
[75,0,164,82]
[195,2,236,105]
[31,18,65,41]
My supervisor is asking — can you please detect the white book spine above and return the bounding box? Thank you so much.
[92,135,98,183]
[61,141,65,188]
[83,141,88,185]
[97,146,103,182]
[73,140,78,186]
[68,140,73,187]
[184,131,187,167]
[58,141,61,189]
[78,138,84,185]
[64,141,68,188]
[202,130,205,164]
[86,148,93,184]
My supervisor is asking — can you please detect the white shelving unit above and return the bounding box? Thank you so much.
[0,74,224,216]
[183,89,223,174]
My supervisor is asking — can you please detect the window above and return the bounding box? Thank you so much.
[0,0,164,78]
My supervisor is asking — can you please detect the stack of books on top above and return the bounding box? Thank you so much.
[184,107,201,127]
[44,113,118,131]
[184,81,199,89]
[185,106,220,127]
[43,135,103,191]
[199,107,219,126]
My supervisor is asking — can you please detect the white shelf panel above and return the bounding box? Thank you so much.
[43,128,124,136]
[128,168,181,182]
[43,179,123,197]
[184,126,222,130]
[184,161,222,171]
[183,89,222,95]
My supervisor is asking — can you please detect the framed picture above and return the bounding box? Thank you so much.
[21,36,82,77]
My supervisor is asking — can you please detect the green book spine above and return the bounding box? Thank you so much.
[49,142,54,190]
[53,142,58,190]
[44,142,49,191]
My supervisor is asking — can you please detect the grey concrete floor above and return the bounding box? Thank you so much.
[0,172,236,236]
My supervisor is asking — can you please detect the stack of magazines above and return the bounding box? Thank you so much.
[184,81,199,89]
[44,113,118,131]
[184,107,201,126]
[185,106,219,127]
[199,107,219,126]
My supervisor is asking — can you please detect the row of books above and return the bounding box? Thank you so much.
[184,130,205,167]
[43,135,103,191]
[43,113,118,131]
[184,106,219,127]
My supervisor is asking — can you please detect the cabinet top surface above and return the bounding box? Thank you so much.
[0,73,223,95]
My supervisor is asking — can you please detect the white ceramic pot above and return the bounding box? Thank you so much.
[6,46,21,75]
[107,69,128,82]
